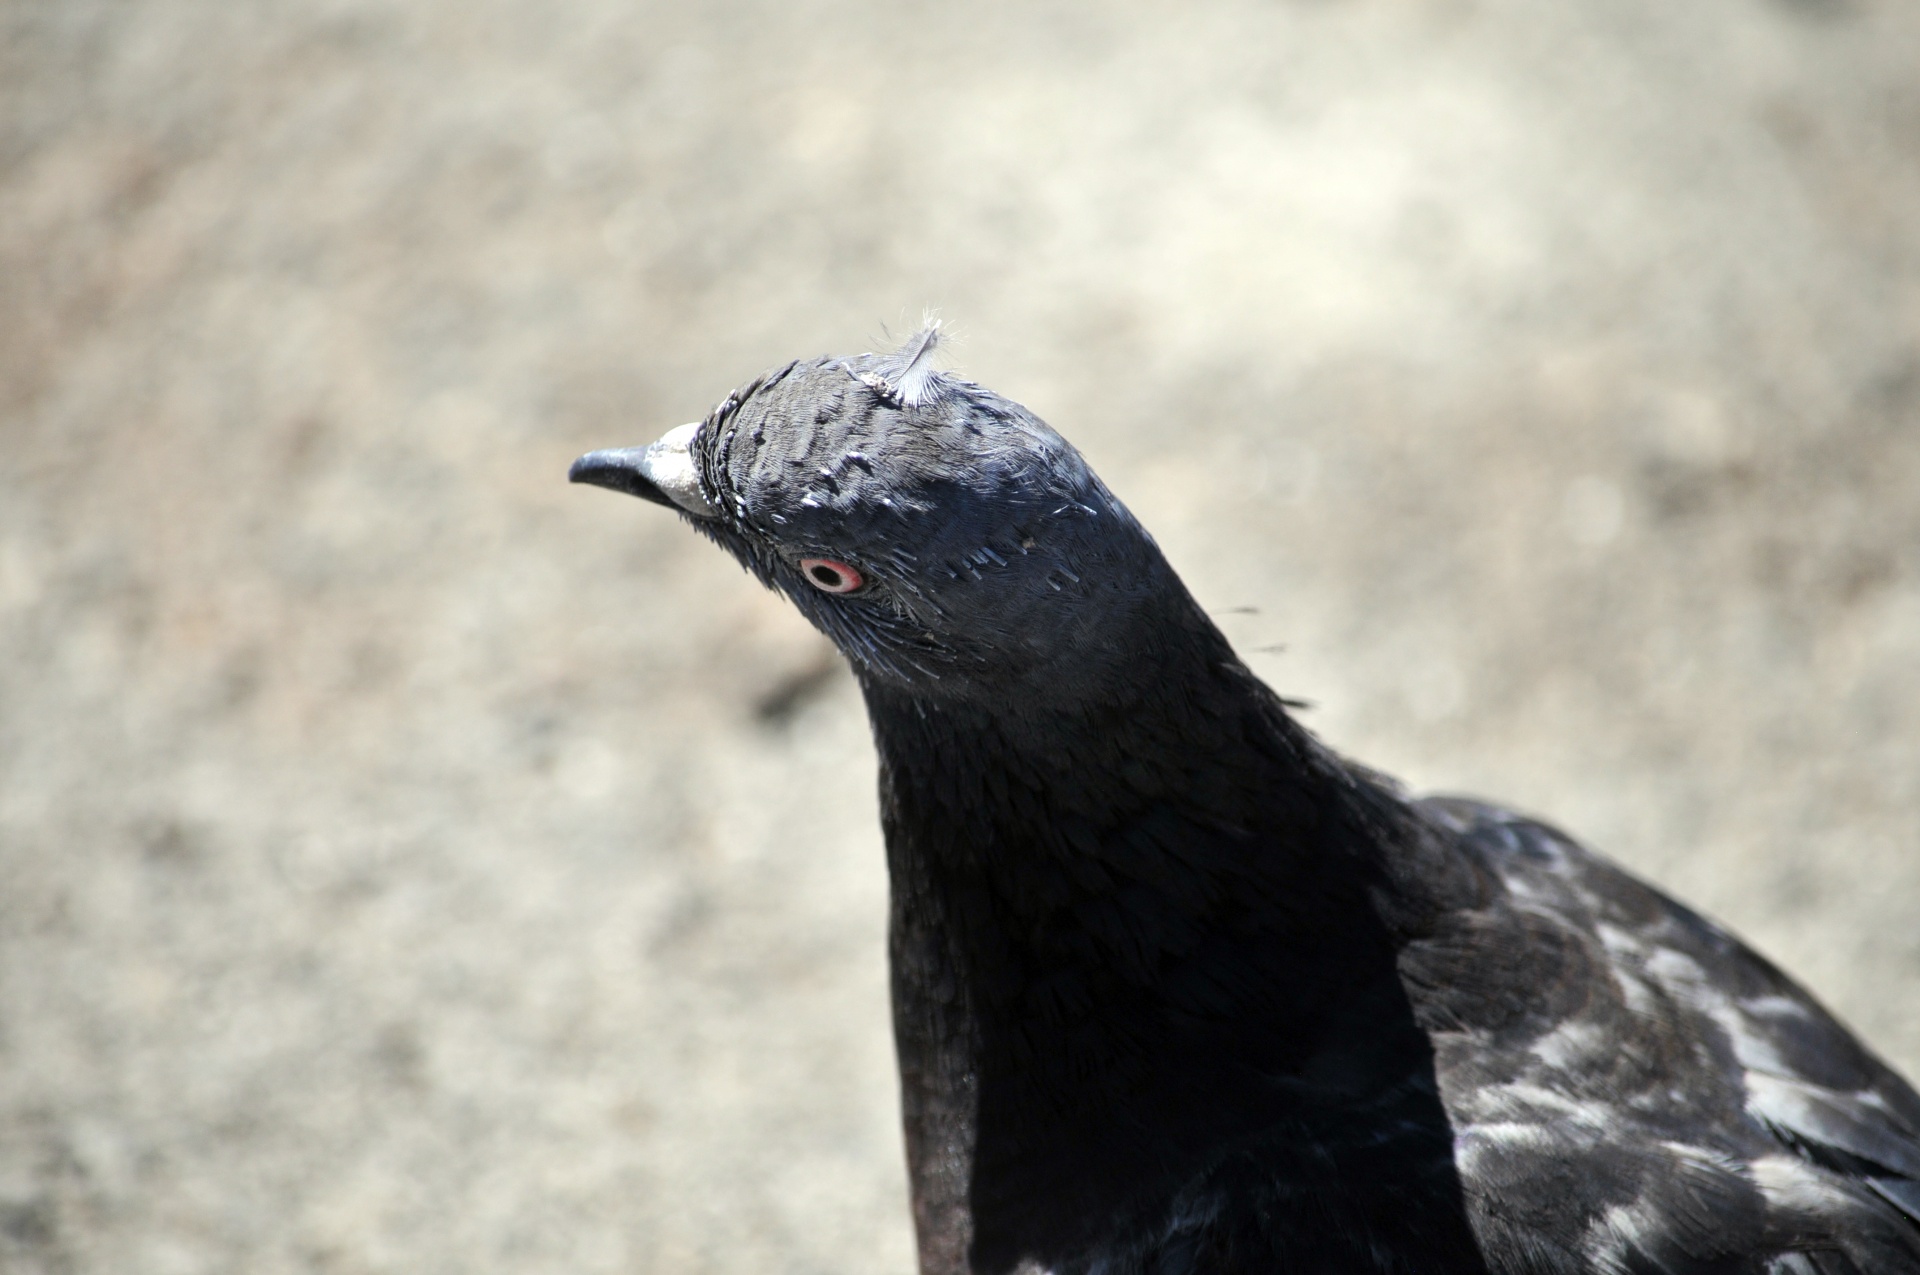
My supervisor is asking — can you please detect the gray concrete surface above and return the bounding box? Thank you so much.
[2,0,1918,1271]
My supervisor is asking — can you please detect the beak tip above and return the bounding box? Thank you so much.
[568,450,617,486]
[568,447,670,506]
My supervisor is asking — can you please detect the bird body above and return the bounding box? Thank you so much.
[571,329,1920,1275]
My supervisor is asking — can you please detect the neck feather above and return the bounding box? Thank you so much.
[859,586,1453,1269]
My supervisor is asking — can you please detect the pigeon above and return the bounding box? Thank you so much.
[570,326,1920,1275]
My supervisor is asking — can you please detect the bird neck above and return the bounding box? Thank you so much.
[859,585,1402,920]
[859,588,1452,1268]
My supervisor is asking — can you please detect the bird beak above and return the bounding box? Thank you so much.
[568,423,716,518]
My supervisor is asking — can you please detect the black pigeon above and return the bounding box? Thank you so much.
[571,327,1920,1275]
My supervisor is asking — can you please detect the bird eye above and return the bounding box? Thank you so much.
[799,558,864,594]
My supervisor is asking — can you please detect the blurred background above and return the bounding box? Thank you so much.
[2,0,1918,1271]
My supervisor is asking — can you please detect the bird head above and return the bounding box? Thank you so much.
[570,326,1176,702]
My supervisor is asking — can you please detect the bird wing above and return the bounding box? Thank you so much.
[1406,797,1920,1275]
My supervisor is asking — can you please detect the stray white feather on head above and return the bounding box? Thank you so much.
[857,318,947,408]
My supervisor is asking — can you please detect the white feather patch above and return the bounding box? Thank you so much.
[860,318,948,408]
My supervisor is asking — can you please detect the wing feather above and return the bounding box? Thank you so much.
[1748,1072,1920,1180]
[1413,797,1920,1275]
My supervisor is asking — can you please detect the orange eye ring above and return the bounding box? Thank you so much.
[799,558,864,594]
